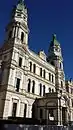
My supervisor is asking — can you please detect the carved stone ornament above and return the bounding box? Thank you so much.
[16,70,22,79]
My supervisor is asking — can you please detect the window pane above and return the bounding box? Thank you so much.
[24,104,27,118]
[40,84,42,96]
[43,70,45,79]
[28,79,31,92]
[19,57,22,67]
[43,85,45,96]
[33,64,36,73]
[29,62,32,72]
[16,78,20,92]
[32,81,35,93]
[40,68,42,77]
[49,73,51,81]
[21,32,24,42]
[52,75,54,83]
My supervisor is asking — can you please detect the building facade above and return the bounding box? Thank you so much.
[0,0,73,125]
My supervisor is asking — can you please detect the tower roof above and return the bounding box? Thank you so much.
[17,0,26,11]
[51,34,60,47]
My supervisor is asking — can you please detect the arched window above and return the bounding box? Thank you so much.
[52,89,54,93]
[61,81,63,88]
[43,69,46,79]
[52,74,54,83]
[40,68,42,77]
[39,83,42,96]
[32,81,35,94]
[21,32,24,42]
[49,88,51,93]
[29,62,32,72]
[49,73,51,81]
[60,62,61,69]
[28,79,31,92]
[33,64,36,74]
[43,85,45,96]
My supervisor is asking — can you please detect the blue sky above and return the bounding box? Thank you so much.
[0,0,73,80]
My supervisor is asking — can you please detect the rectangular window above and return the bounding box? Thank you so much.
[24,104,27,118]
[12,103,17,117]
[16,78,20,92]
[19,57,22,67]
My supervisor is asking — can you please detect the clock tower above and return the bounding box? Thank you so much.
[48,34,65,92]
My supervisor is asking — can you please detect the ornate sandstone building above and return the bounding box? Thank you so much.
[0,0,73,126]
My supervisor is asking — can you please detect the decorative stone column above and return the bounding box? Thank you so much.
[60,107,62,125]
[28,104,32,118]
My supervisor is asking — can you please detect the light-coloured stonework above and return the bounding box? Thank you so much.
[0,0,73,126]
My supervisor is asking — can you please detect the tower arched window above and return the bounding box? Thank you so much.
[28,79,31,92]
[60,62,62,69]
[32,81,35,94]
[43,85,45,96]
[39,83,42,96]
[61,81,63,88]
[29,62,32,72]
[33,64,36,74]
[43,69,46,79]
[21,32,24,42]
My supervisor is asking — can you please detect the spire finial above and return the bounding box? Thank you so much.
[53,34,56,39]
[18,0,24,4]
